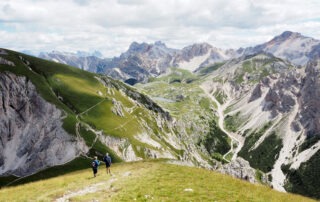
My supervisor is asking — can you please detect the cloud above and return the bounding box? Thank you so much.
[0,0,319,57]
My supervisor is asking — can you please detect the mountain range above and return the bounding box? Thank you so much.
[0,31,320,200]
[39,31,320,84]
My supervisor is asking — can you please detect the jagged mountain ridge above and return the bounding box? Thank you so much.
[39,41,238,83]
[39,31,320,84]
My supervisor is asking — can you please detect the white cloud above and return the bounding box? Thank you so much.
[0,0,319,57]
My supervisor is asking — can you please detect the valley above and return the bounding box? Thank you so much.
[200,84,245,162]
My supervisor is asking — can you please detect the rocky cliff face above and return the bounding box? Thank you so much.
[0,72,88,177]
[297,61,320,138]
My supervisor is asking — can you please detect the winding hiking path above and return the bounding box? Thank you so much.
[200,84,245,161]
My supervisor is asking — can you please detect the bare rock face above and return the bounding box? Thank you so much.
[218,158,267,184]
[0,57,15,66]
[248,84,262,102]
[258,60,320,138]
[261,71,299,118]
[296,61,320,138]
[0,72,88,177]
[111,98,125,117]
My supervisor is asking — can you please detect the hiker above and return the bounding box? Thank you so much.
[103,153,112,175]
[92,156,100,177]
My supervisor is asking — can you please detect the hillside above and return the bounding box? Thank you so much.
[0,161,315,202]
[1,48,320,200]
[200,53,320,198]
[0,48,217,183]
[136,68,232,163]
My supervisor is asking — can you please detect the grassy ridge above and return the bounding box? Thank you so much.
[0,161,314,201]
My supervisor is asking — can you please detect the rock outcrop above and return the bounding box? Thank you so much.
[111,98,125,117]
[0,57,15,66]
[218,158,267,184]
[0,72,88,177]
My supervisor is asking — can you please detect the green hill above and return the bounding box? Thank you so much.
[0,161,315,202]
[0,49,191,184]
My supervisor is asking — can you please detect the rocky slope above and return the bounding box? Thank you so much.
[0,72,88,176]
[136,67,268,184]
[201,53,320,199]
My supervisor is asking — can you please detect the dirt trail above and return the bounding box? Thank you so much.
[200,84,245,161]
[55,178,118,202]
[55,171,132,201]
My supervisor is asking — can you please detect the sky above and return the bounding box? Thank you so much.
[0,0,320,57]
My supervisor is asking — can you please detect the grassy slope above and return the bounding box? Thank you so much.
[0,50,181,185]
[1,50,176,149]
[140,68,211,118]
[196,62,225,76]
[0,161,314,202]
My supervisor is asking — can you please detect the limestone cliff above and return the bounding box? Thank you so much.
[0,72,88,176]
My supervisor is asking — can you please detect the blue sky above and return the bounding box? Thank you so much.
[0,0,320,57]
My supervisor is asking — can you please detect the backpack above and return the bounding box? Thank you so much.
[92,161,96,168]
[104,156,111,165]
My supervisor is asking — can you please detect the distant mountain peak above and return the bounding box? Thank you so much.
[271,31,303,42]
[154,41,167,47]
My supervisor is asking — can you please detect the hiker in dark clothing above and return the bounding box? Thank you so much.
[103,153,112,175]
[92,156,100,177]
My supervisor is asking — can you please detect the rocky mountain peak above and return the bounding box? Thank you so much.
[268,31,303,45]
[127,42,150,54]
[120,41,174,60]
[181,43,213,57]
[279,31,302,39]
[154,41,167,48]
